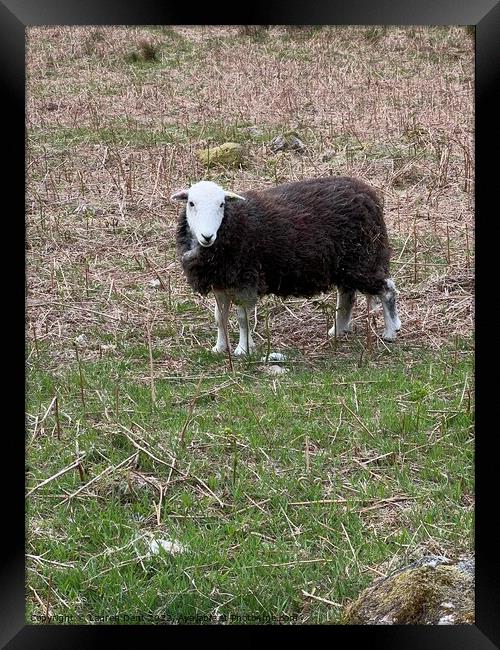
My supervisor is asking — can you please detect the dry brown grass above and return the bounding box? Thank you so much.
[26,25,474,366]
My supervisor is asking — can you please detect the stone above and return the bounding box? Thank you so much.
[270,131,306,153]
[321,149,337,162]
[342,555,475,625]
[245,126,264,138]
[260,352,287,363]
[264,364,287,375]
[196,142,244,168]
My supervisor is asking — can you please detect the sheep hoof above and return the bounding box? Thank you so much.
[233,344,255,356]
[212,344,229,354]
[328,324,353,337]
[382,331,397,342]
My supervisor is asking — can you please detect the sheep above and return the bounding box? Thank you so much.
[171,176,401,355]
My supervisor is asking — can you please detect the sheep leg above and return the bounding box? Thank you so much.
[328,288,356,337]
[234,300,257,356]
[213,291,231,353]
[379,279,401,342]
[365,294,381,311]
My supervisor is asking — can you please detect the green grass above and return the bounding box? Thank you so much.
[26,340,473,624]
[28,119,285,150]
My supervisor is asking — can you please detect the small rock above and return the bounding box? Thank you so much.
[437,613,456,625]
[440,601,455,610]
[270,135,287,151]
[270,131,306,153]
[100,343,116,353]
[457,558,475,577]
[260,352,287,363]
[321,149,337,162]
[260,352,286,363]
[197,142,245,168]
[147,538,187,557]
[244,126,264,138]
[148,279,161,288]
[264,364,287,375]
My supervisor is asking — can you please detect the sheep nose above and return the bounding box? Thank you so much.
[201,233,213,244]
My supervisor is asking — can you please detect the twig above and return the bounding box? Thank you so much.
[289,498,349,506]
[341,521,359,567]
[164,456,177,493]
[193,474,225,508]
[413,221,418,283]
[27,300,122,321]
[27,554,76,569]
[30,586,48,615]
[54,395,61,440]
[84,258,90,298]
[145,318,157,407]
[58,452,138,505]
[155,484,164,526]
[31,322,40,357]
[26,455,86,497]
[74,343,86,412]
[116,425,174,467]
[244,493,269,514]
[340,399,374,438]
[232,434,238,486]
[116,425,225,507]
[45,575,53,624]
[242,558,336,569]
[446,223,451,265]
[39,396,57,424]
[179,374,204,446]
[149,155,163,207]
[359,495,416,513]
[301,590,341,607]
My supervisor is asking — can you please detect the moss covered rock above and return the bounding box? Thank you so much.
[342,556,474,625]
[196,142,245,168]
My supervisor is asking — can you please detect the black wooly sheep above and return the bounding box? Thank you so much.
[171,177,401,356]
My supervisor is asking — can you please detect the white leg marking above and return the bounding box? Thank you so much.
[328,288,356,337]
[234,304,256,356]
[213,291,231,353]
[380,279,401,342]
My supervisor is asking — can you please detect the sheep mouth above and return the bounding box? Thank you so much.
[198,240,215,248]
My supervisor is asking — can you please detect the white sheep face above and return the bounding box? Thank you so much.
[171,181,245,248]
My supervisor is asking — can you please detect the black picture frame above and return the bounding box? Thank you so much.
[6,0,499,647]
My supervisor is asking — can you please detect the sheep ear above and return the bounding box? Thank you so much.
[224,190,246,201]
[170,190,189,202]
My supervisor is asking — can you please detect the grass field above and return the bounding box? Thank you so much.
[26,25,474,625]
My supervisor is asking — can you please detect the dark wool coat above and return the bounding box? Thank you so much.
[176,177,391,298]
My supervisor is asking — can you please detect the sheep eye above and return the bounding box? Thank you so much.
[189,201,194,207]
[220,202,225,208]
